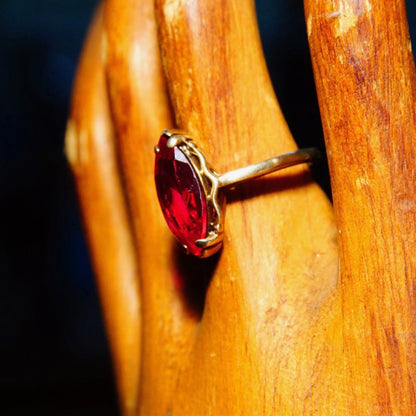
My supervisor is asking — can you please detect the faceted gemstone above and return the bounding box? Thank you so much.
[154,134,208,256]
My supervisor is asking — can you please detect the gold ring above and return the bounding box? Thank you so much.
[154,129,318,258]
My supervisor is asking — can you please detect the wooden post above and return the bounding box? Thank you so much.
[154,0,338,414]
[65,6,141,415]
[305,0,416,413]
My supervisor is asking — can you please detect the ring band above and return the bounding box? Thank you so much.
[154,129,318,258]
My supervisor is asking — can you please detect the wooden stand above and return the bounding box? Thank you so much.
[66,0,416,414]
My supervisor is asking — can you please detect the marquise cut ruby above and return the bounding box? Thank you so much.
[154,134,208,256]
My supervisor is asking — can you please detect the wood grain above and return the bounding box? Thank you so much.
[154,0,338,414]
[305,0,416,413]
[103,0,201,414]
[65,5,141,415]
[67,0,416,414]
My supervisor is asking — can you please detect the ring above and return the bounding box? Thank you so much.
[154,129,318,258]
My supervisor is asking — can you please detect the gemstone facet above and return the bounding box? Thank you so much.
[154,134,208,256]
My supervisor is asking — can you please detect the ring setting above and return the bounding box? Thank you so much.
[154,129,318,258]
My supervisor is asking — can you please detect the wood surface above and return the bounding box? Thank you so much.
[304,0,416,413]
[65,6,141,415]
[66,0,416,414]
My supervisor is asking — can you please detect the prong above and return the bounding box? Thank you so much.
[154,145,160,154]
[162,128,172,137]
[182,244,189,255]
[167,136,181,148]
[195,232,220,248]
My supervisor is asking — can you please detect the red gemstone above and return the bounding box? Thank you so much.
[155,134,208,256]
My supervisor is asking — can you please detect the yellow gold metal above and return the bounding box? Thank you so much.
[217,148,318,188]
[159,129,318,257]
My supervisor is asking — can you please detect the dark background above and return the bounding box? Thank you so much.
[0,1,415,415]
